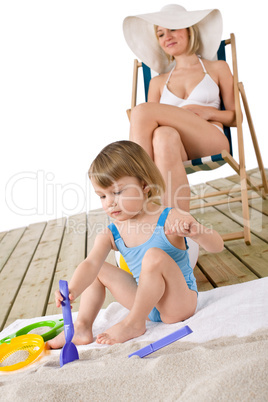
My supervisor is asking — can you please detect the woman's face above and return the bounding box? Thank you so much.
[156,27,189,57]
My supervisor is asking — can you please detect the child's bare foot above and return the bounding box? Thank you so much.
[47,321,94,349]
[96,318,146,345]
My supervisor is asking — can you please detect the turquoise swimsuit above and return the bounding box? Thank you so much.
[108,207,197,322]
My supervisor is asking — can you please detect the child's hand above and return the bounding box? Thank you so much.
[55,289,75,308]
[165,216,200,238]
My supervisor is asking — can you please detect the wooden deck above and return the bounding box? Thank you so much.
[0,168,267,332]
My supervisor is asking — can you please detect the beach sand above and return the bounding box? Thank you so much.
[1,329,267,401]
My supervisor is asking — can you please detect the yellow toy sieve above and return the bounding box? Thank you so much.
[0,334,45,372]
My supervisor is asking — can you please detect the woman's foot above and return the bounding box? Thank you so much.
[96,318,146,345]
[47,321,94,349]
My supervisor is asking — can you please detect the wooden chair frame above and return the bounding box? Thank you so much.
[127,33,268,245]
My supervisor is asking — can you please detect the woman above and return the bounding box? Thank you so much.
[123,5,236,211]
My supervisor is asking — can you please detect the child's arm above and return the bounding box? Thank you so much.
[165,210,224,253]
[55,231,113,307]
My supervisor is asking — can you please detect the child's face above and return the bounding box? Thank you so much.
[92,176,149,220]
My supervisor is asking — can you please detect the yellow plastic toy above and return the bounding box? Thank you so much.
[119,254,132,274]
[0,334,45,372]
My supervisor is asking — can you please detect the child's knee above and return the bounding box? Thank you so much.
[142,248,166,271]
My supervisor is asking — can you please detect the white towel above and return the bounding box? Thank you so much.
[1,277,267,353]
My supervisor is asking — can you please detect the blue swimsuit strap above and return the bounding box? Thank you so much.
[156,207,172,227]
[157,208,188,248]
[107,208,172,241]
[108,222,120,241]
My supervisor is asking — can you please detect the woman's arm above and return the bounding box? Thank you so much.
[147,74,166,102]
[210,60,236,127]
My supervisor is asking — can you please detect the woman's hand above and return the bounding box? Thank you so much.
[182,103,235,127]
[181,104,216,121]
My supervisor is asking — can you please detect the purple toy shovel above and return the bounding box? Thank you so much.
[59,280,79,367]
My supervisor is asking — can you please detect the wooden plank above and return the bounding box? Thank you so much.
[191,187,262,286]
[0,231,7,243]
[0,222,46,330]
[226,168,268,183]
[4,218,66,328]
[87,209,110,252]
[191,205,268,279]
[205,180,268,242]
[191,202,243,237]
[194,266,214,291]
[0,227,26,273]
[197,248,258,287]
[87,208,116,265]
[190,180,268,281]
[216,200,268,242]
[224,237,268,279]
[236,170,268,215]
[45,213,87,316]
[208,175,268,216]
[87,209,117,308]
[248,195,268,216]
[191,181,268,243]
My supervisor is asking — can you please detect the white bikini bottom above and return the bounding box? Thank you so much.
[212,123,224,134]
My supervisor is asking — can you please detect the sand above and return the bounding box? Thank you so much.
[0,350,29,367]
[0,329,267,401]
[1,278,268,400]
[27,327,53,335]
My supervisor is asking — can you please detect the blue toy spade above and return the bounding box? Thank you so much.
[59,280,79,367]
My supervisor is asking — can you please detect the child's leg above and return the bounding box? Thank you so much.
[97,248,197,345]
[47,262,138,349]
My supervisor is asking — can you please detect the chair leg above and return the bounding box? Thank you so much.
[230,34,251,245]
[240,174,251,245]
[224,152,251,243]
[238,82,268,195]
[222,150,265,199]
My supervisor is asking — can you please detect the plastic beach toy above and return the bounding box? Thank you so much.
[0,319,64,345]
[0,334,44,372]
[128,326,193,358]
[59,280,79,367]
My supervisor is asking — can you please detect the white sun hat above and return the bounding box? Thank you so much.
[123,4,223,73]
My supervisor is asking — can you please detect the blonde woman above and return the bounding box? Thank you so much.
[48,141,223,348]
[124,5,236,211]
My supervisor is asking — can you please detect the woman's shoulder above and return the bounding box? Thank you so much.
[148,73,167,101]
[150,72,168,86]
[203,58,230,72]
[202,58,232,82]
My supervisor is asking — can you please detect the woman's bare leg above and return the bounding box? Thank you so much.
[97,248,197,345]
[47,263,138,349]
[153,126,190,210]
[130,102,229,159]
[130,103,229,211]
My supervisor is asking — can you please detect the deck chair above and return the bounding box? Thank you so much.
[127,33,268,245]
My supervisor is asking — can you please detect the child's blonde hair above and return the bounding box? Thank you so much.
[88,140,166,202]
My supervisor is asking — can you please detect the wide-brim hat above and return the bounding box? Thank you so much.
[123,4,223,74]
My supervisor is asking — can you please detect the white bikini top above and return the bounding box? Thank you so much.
[160,57,221,109]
